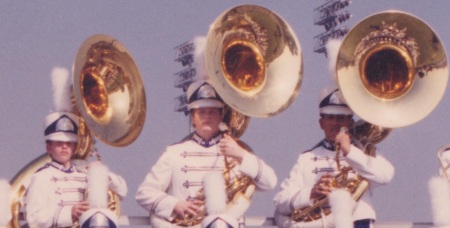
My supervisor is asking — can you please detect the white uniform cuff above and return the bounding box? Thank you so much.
[153,195,180,221]
[239,153,260,180]
[58,205,75,227]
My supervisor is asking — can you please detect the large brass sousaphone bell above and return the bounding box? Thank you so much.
[205,5,303,118]
[73,34,146,147]
[8,34,146,227]
[336,11,448,128]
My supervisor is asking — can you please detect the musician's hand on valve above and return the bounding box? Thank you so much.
[71,200,89,220]
[219,134,245,163]
[335,128,351,156]
[310,173,334,200]
[174,199,203,218]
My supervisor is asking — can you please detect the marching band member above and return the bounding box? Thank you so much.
[273,87,395,228]
[0,179,11,228]
[428,146,450,227]
[135,80,277,227]
[24,68,127,228]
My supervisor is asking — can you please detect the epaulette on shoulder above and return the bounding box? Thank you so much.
[170,132,195,146]
[35,163,51,173]
[302,140,323,154]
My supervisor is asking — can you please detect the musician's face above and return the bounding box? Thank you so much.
[46,140,76,167]
[319,114,353,142]
[191,107,223,140]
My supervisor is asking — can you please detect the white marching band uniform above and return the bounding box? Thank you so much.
[24,160,127,228]
[24,68,128,228]
[135,132,277,227]
[273,139,394,227]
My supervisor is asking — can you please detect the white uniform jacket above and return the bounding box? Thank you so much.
[273,139,394,227]
[136,133,277,227]
[25,161,127,228]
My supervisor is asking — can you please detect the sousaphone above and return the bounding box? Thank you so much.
[205,4,303,118]
[336,11,448,128]
[73,34,146,147]
[8,34,146,227]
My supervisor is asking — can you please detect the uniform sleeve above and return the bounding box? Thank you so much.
[135,149,179,221]
[273,155,313,215]
[345,145,395,187]
[25,173,74,228]
[239,152,277,191]
[107,171,128,199]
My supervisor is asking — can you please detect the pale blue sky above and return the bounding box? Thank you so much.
[1,0,450,224]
